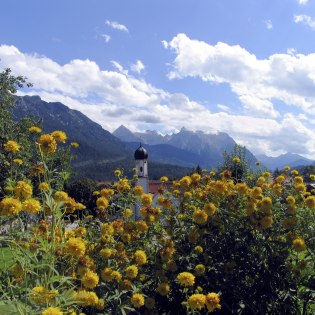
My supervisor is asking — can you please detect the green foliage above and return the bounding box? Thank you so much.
[218,144,260,185]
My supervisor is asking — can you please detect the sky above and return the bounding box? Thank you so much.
[1,0,315,158]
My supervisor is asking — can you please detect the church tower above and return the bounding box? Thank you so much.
[134,143,149,193]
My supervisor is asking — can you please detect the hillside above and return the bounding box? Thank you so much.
[13,95,192,181]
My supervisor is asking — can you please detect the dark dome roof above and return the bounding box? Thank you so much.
[134,145,148,160]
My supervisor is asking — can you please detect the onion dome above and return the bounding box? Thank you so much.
[134,144,148,160]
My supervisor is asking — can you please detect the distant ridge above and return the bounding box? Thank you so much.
[113,125,258,169]
[256,153,314,170]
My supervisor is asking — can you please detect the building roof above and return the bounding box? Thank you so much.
[134,144,148,160]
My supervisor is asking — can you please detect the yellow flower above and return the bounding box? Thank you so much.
[305,196,315,208]
[283,165,291,171]
[194,246,203,254]
[177,272,195,287]
[232,157,241,163]
[262,171,271,178]
[145,297,156,309]
[54,191,68,202]
[251,186,262,198]
[101,267,114,281]
[111,270,122,282]
[28,126,42,133]
[256,176,265,186]
[73,290,99,307]
[235,182,249,195]
[291,169,299,175]
[4,140,20,152]
[125,265,138,279]
[275,175,286,184]
[32,286,59,304]
[115,178,130,192]
[134,250,147,265]
[96,197,109,210]
[51,130,67,143]
[22,198,41,214]
[133,185,144,196]
[292,238,307,252]
[203,202,217,216]
[141,193,153,207]
[194,264,206,276]
[295,183,306,193]
[15,181,33,199]
[160,176,168,182]
[0,197,22,216]
[179,176,192,187]
[188,294,206,310]
[81,270,99,289]
[310,174,315,181]
[286,195,295,205]
[71,141,79,148]
[131,293,145,308]
[100,248,112,259]
[294,176,304,184]
[123,208,133,218]
[100,188,114,198]
[41,307,63,315]
[193,209,208,225]
[64,237,86,257]
[38,182,49,191]
[260,216,273,229]
[191,173,201,183]
[259,197,272,215]
[13,158,23,165]
[205,292,221,312]
[136,220,148,233]
[157,282,170,296]
[115,169,122,177]
[38,134,57,154]
[101,223,115,235]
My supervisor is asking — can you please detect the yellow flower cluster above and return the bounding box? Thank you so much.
[31,286,58,304]
[187,292,221,312]
[4,140,20,152]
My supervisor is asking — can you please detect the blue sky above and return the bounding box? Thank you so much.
[1,0,315,158]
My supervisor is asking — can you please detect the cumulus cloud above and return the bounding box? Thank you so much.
[1,44,315,158]
[294,14,315,30]
[101,34,111,43]
[106,20,128,32]
[130,60,145,74]
[165,33,315,117]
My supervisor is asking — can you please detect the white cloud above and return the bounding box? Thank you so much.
[130,60,145,74]
[294,14,315,30]
[297,0,308,5]
[2,44,315,158]
[265,20,273,29]
[101,34,111,43]
[165,33,315,117]
[106,20,128,32]
[217,104,231,113]
[110,60,128,75]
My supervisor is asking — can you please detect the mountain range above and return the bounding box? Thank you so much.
[13,95,192,181]
[12,95,315,180]
[113,125,258,169]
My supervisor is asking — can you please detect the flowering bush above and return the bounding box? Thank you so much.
[0,126,314,315]
[0,68,314,315]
